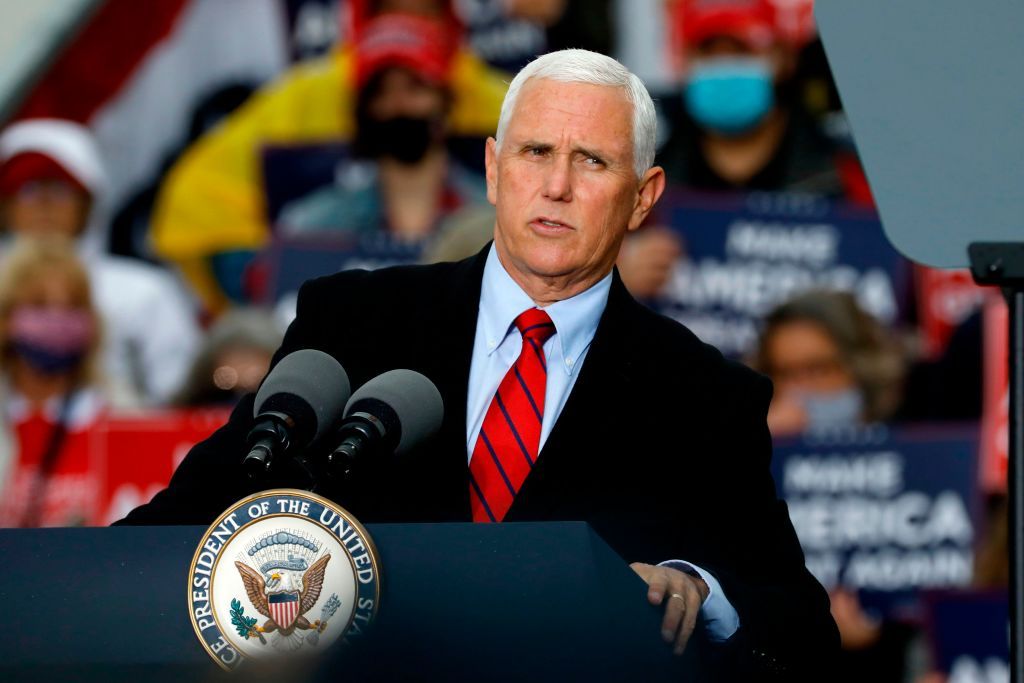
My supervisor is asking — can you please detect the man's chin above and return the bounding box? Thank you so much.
[495,237,584,284]
[518,254,578,281]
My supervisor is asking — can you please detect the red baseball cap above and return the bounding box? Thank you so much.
[0,119,104,198]
[676,0,779,51]
[0,151,89,197]
[353,13,457,90]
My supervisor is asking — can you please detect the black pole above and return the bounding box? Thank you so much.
[969,243,1024,683]
[1009,287,1024,683]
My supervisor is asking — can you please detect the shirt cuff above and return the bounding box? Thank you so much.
[658,559,740,642]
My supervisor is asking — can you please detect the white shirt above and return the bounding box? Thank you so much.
[88,255,201,405]
[464,245,739,642]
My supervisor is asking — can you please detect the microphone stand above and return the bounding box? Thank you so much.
[970,242,1024,682]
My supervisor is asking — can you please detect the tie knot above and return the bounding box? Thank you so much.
[514,308,555,344]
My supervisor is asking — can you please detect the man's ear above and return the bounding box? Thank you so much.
[484,137,498,206]
[628,166,666,232]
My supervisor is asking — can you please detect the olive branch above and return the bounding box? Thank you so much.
[230,598,265,644]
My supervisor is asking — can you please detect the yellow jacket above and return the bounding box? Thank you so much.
[151,46,509,313]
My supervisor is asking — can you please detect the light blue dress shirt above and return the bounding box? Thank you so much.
[465,244,739,642]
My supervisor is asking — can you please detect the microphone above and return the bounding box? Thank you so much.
[327,369,444,478]
[243,349,351,476]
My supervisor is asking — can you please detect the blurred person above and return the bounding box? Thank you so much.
[150,0,510,316]
[173,308,282,408]
[753,290,905,437]
[0,239,106,527]
[657,0,843,194]
[0,119,201,407]
[278,12,488,238]
[756,289,921,680]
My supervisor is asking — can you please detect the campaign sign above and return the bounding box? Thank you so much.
[95,409,231,525]
[261,138,487,226]
[265,234,423,317]
[771,425,979,605]
[656,191,912,357]
[262,143,352,225]
[926,590,1009,681]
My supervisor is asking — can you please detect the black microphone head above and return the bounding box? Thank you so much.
[344,369,444,455]
[254,349,351,446]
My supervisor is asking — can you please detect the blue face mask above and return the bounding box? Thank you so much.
[801,388,865,429]
[684,57,775,136]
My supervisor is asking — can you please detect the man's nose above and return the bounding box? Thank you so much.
[541,153,573,201]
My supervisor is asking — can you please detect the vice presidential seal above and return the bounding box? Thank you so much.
[187,490,381,670]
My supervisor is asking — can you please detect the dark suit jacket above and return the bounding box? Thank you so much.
[122,246,838,679]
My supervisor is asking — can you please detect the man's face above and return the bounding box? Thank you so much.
[485,78,664,295]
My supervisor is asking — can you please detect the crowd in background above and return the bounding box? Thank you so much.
[0,0,1008,680]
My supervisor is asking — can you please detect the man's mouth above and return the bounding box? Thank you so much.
[531,217,573,231]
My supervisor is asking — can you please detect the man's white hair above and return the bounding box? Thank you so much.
[494,49,657,179]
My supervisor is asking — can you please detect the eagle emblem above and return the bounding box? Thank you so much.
[188,490,380,669]
[231,531,335,647]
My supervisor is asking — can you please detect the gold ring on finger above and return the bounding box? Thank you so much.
[669,592,686,601]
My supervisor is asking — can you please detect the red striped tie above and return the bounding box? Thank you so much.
[469,308,556,522]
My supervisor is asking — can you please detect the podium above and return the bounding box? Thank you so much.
[0,522,691,682]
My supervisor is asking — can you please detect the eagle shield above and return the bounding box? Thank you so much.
[269,591,301,630]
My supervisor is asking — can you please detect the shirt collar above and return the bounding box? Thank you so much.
[479,244,612,376]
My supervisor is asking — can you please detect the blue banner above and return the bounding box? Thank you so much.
[926,590,1009,679]
[771,425,980,612]
[261,139,487,227]
[654,191,913,357]
[260,186,915,355]
[266,234,424,316]
[262,143,352,224]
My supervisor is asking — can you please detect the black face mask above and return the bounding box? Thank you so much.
[357,116,438,165]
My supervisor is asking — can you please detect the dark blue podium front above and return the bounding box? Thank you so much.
[0,522,691,681]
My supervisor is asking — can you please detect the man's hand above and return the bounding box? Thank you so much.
[630,562,710,656]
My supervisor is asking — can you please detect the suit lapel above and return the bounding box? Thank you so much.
[415,247,489,519]
[507,270,638,520]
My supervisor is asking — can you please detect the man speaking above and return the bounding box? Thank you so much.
[123,49,837,678]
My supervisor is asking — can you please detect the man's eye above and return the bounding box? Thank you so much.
[527,147,546,156]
